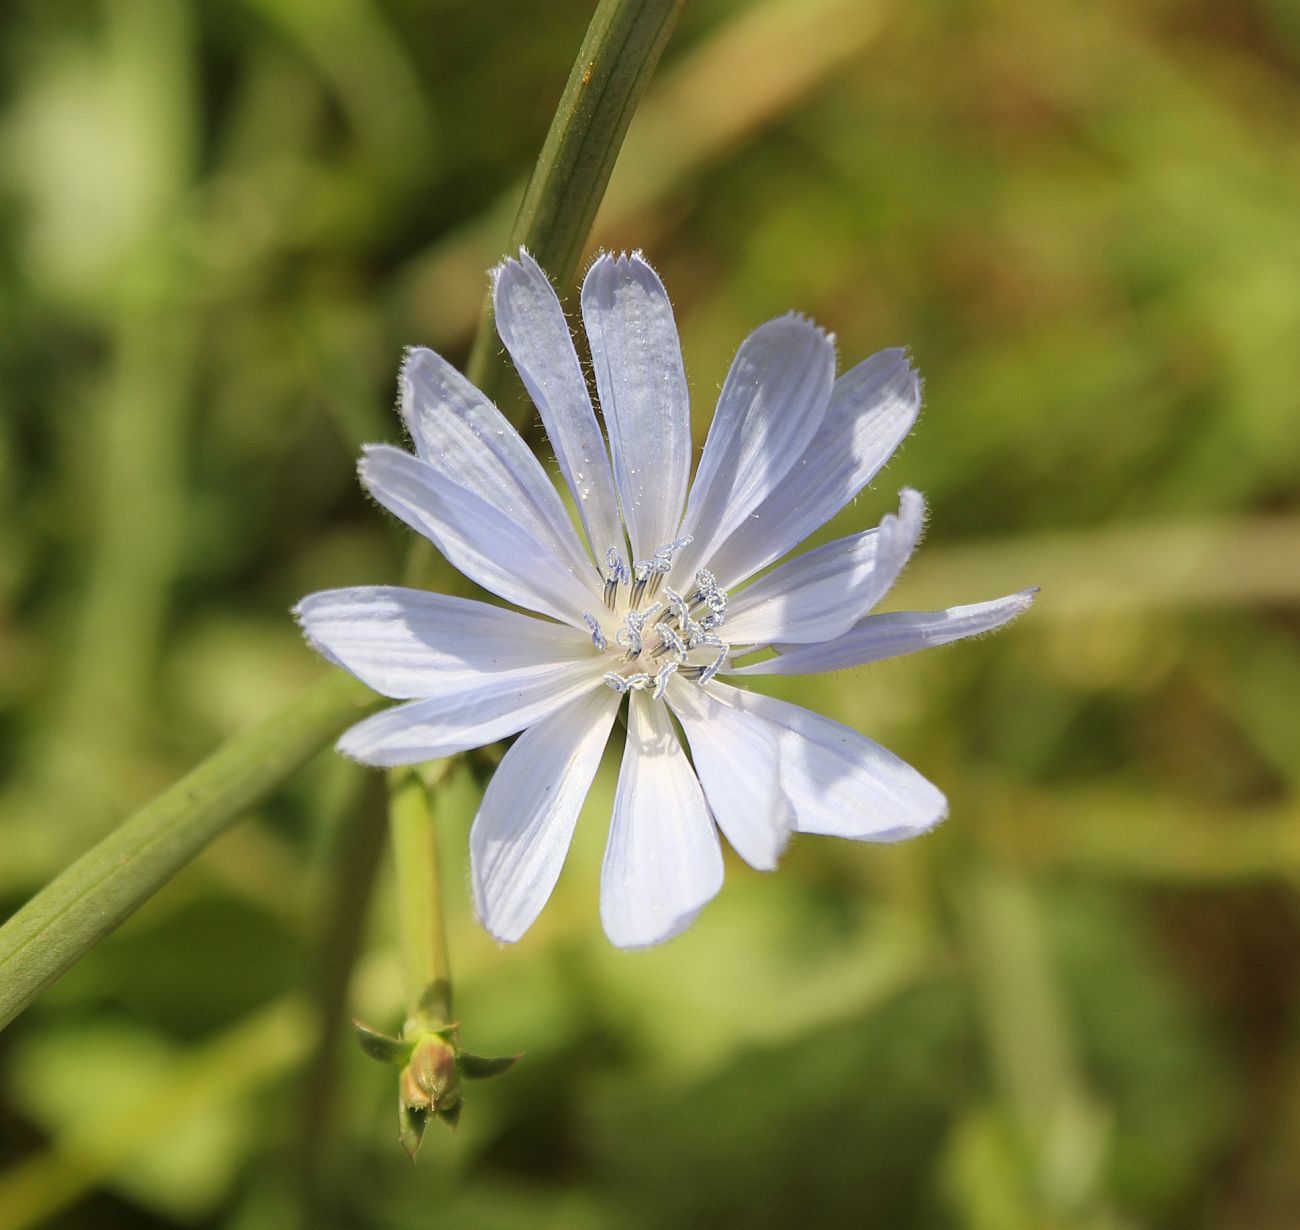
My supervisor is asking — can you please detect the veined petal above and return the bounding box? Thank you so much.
[581,252,690,564]
[600,692,723,948]
[294,586,587,699]
[673,314,835,581]
[666,678,792,871]
[492,251,625,563]
[336,660,605,766]
[360,444,601,626]
[400,347,593,577]
[471,685,620,944]
[728,588,1038,676]
[704,348,922,590]
[722,488,926,647]
[707,684,947,841]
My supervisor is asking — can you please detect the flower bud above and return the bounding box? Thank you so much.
[353,1016,519,1158]
[404,1031,461,1114]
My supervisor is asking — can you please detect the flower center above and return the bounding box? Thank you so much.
[582,538,731,699]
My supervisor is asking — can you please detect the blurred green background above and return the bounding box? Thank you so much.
[3,0,1299,1226]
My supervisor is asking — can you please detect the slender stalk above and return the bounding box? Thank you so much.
[0,673,380,1031]
[464,0,684,398]
[389,766,455,1029]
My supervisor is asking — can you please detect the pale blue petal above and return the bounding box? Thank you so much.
[706,684,947,841]
[704,348,922,590]
[728,588,1038,676]
[492,251,625,564]
[673,314,835,582]
[400,347,594,578]
[581,252,690,564]
[600,692,723,948]
[359,444,601,626]
[471,685,620,943]
[335,660,605,765]
[667,678,792,871]
[722,488,926,646]
[294,586,587,698]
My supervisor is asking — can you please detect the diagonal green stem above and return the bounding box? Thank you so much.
[464,0,684,399]
[0,673,380,1031]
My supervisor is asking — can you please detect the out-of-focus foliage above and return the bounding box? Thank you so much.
[2,0,1298,1226]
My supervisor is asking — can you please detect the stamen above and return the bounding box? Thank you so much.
[582,612,607,651]
[628,535,694,603]
[659,534,694,560]
[659,586,689,629]
[653,623,687,663]
[614,603,662,659]
[602,670,655,693]
[688,569,728,630]
[652,661,678,700]
[697,643,728,684]
[597,541,731,699]
[605,548,629,583]
[689,568,716,606]
[682,616,707,648]
[604,548,629,609]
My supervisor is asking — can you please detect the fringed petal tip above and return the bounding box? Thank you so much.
[398,345,436,381]
[489,245,539,290]
[871,346,923,399]
[354,445,379,487]
[585,248,661,277]
[772,309,836,353]
[898,486,926,519]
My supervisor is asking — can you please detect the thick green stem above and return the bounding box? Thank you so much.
[0,673,380,1031]
[389,767,454,1029]
[464,0,684,399]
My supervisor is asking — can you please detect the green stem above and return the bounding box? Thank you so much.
[464,0,684,399]
[0,673,380,1032]
[389,767,454,1030]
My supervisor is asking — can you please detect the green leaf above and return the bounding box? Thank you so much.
[460,1052,523,1081]
[352,1020,407,1066]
